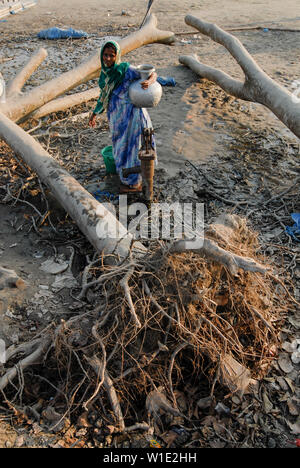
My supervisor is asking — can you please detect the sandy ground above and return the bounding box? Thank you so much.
[0,0,299,449]
[2,0,300,32]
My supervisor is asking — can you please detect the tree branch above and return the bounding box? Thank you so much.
[7,48,48,98]
[180,15,300,138]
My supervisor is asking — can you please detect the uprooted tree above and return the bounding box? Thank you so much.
[0,14,297,432]
[0,209,292,431]
[179,15,300,139]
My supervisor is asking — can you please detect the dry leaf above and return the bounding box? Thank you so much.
[283,377,295,392]
[106,425,116,435]
[74,440,85,448]
[55,439,67,448]
[278,354,294,374]
[42,406,65,432]
[201,425,214,439]
[287,399,299,416]
[276,376,289,391]
[191,431,201,440]
[219,354,257,395]
[197,396,212,409]
[42,406,62,422]
[291,350,300,364]
[262,390,273,413]
[281,341,294,353]
[29,189,39,197]
[213,420,226,435]
[173,390,188,412]
[288,316,300,329]
[201,415,216,427]
[76,411,91,428]
[214,292,229,306]
[286,418,300,435]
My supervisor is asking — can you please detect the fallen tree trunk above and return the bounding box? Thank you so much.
[0,112,145,259]
[0,209,286,426]
[179,15,300,139]
[6,48,48,99]
[0,14,175,123]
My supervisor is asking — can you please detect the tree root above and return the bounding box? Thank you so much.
[0,337,51,391]
[120,268,141,328]
[170,237,268,276]
[85,355,125,432]
[0,215,294,431]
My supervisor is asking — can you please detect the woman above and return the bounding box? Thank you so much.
[89,40,157,193]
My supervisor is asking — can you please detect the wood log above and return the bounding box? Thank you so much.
[0,14,175,123]
[6,48,48,99]
[0,112,146,259]
[179,15,300,139]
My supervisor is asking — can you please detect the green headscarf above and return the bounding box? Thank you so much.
[93,40,130,114]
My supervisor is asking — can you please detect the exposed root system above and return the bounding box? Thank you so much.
[0,218,290,434]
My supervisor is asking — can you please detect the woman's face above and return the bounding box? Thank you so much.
[103,46,117,68]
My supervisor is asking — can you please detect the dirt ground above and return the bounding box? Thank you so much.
[0,0,299,449]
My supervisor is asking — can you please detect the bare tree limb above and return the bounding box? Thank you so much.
[179,15,300,139]
[7,48,48,99]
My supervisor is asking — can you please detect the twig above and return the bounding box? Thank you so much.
[263,177,299,206]
[246,303,277,339]
[6,184,43,218]
[124,422,150,433]
[86,356,125,431]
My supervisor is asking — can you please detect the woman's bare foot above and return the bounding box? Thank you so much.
[119,183,142,194]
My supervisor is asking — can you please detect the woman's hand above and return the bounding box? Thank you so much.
[141,72,157,89]
[89,113,97,128]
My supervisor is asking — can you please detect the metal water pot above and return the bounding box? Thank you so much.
[129,64,162,108]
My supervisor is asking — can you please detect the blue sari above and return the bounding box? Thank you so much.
[107,66,155,186]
